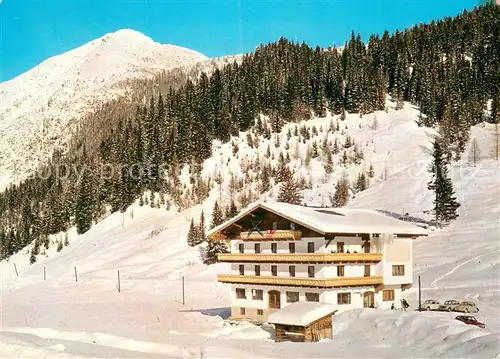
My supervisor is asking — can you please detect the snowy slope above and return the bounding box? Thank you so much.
[0,29,208,190]
[1,104,499,358]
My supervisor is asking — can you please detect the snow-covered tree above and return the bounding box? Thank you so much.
[187,219,196,247]
[426,140,460,225]
[277,170,302,205]
[368,163,375,178]
[204,238,229,264]
[332,173,350,207]
[355,172,368,192]
[324,150,334,174]
[210,201,224,229]
[469,138,480,167]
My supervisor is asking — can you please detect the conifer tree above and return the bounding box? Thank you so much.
[426,140,460,225]
[344,135,352,148]
[355,172,368,192]
[187,219,196,247]
[210,201,224,229]
[368,164,375,178]
[196,211,206,245]
[312,141,319,158]
[469,138,480,167]
[332,173,350,207]
[204,238,229,264]
[30,248,37,264]
[333,138,339,154]
[75,167,93,235]
[324,150,334,174]
[261,164,271,192]
[277,170,302,205]
[305,145,312,167]
[226,200,239,220]
[342,150,348,165]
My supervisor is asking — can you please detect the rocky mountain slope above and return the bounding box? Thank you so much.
[0,29,208,190]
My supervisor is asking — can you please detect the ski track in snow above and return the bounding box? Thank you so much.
[430,249,500,286]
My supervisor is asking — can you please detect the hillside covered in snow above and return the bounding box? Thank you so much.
[1,104,498,358]
[0,29,208,190]
[1,4,499,358]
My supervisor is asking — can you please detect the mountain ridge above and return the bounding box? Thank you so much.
[0,29,208,190]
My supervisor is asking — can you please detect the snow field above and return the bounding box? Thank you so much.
[1,104,499,358]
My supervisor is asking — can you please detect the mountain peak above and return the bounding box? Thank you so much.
[0,30,208,190]
[101,29,155,43]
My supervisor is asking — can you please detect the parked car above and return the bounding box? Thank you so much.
[439,300,460,312]
[455,315,485,328]
[455,301,479,313]
[419,299,440,311]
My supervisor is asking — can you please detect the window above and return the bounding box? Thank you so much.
[306,292,320,302]
[272,222,278,230]
[308,266,315,278]
[289,242,295,253]
[271,243,277,253]
[236,288,246,299]
[337,265,345,277]
[290,222,295,230]
[269,290,281,309]
[337,293,351,305]
[255,265,260,276]
[238,243,244,253]
[239,265,245,275]
[364,265,371,277]
[308,242,315,253]
[383,290,395,301]
[257,309,264,315]
[392,265,405,276]
[252,289,263,300]
[255,243,261,253]
[286,291,299,303]
[289,265,296,277]
[240,307,246,315]
[271,265,278,276]
[337,242,345,253]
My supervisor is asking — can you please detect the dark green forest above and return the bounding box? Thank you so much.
[1,4,499,260]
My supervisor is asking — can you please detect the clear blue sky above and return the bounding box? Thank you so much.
[1,0,479,82]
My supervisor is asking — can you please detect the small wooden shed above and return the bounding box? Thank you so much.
[268,302,337,342]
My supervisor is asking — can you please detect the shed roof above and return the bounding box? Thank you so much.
[207,200,427,238]
[268,301,337,326]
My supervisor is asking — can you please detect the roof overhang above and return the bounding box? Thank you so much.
[207,202,326,240]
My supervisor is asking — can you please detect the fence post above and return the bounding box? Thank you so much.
[44,266,46,281]
[74,267,78,282]
[117,270,121,293]
[418,275,422,312]
[13,263,19,277]
[182,276,185,305]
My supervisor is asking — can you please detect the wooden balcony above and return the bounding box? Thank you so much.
[217,252,383,263]
[239,230,302,241]
[217,274,384,288]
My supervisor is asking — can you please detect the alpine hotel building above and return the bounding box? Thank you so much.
[208,201,427,322]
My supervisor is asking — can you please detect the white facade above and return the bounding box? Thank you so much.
[224,234,413,321]
[212,201,426,322]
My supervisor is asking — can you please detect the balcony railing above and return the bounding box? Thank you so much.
[217,252,383,263]
[239,230,302,241]
[217,274,383,288]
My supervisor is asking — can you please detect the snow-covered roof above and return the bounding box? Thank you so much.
[268,302,337,326]
[207,200,427,237]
